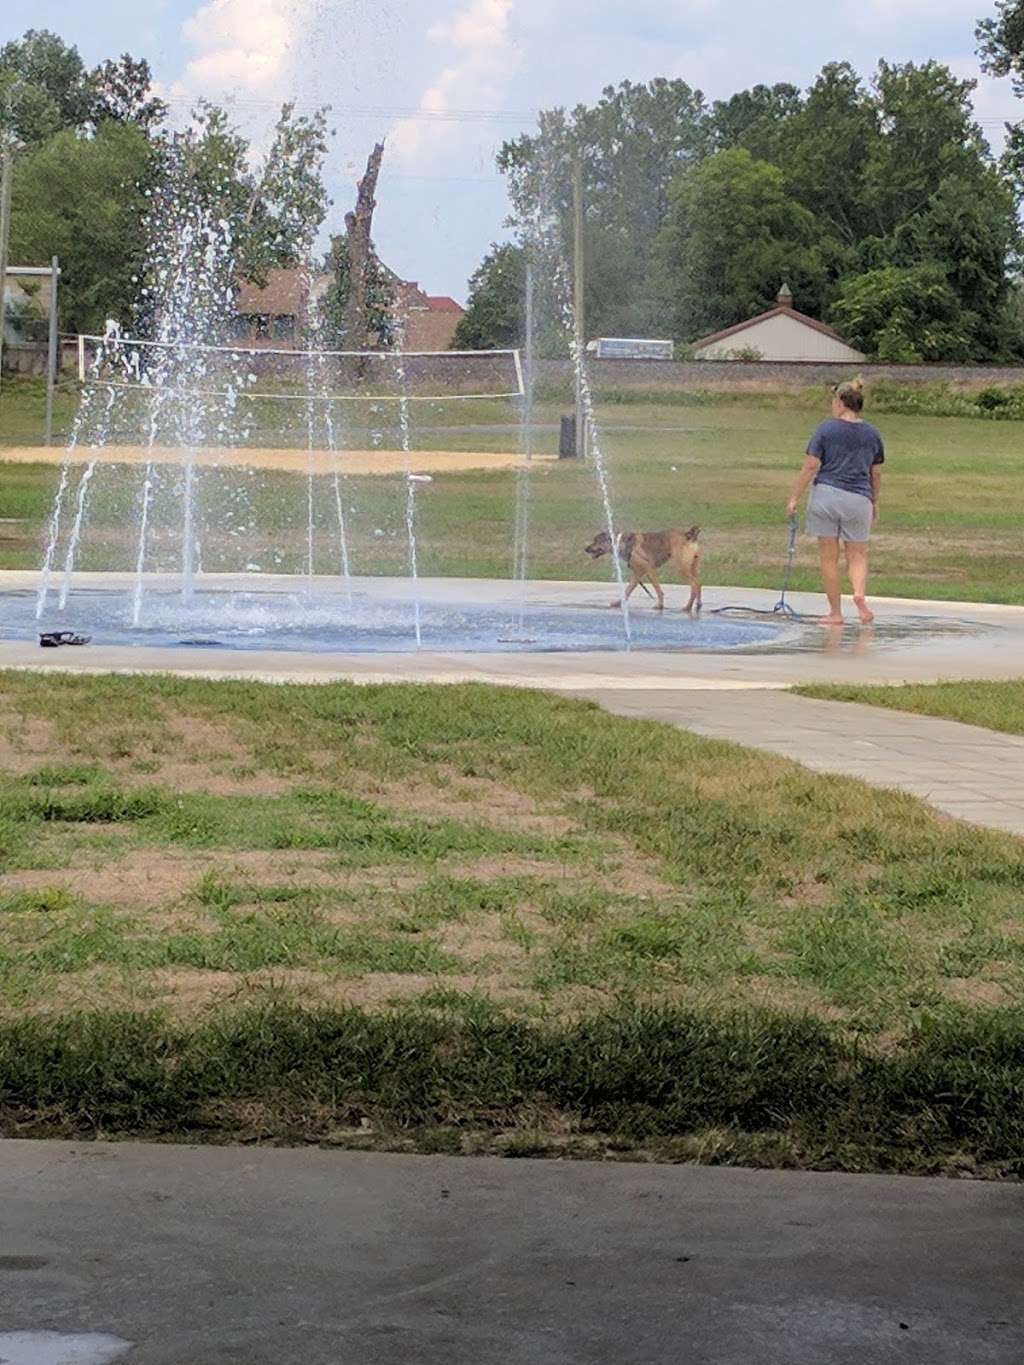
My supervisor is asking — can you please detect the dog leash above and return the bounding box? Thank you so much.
[772,514,800,617]
[711,514,810,621]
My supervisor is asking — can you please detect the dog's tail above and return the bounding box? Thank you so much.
[685,525,701,541]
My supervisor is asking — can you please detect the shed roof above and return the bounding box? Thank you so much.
[692,305,847,351]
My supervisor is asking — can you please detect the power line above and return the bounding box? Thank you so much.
[160,96,536,124]
[150,82,1024,138]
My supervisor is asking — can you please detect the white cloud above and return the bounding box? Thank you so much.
[172,0,314,103]
[389,0,521,165]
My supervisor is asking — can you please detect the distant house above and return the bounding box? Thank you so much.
[233,268,321,346]
[231,267,465,351]
[692,285,865,363]
[392,280,466,351]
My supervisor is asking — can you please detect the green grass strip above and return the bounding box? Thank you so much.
[796,680,1024,739]
[1,1003,1022,1176]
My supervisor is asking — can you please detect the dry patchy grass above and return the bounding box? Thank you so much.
[0,672,1020,1038]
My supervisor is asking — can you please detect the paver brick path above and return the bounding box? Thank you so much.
[583,689,1024,837]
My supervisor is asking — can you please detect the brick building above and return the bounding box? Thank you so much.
[232,268,465,351]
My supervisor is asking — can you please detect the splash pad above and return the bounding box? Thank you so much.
[27,578,781,655]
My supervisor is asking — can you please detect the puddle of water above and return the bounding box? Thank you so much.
[0,1333,132,1365]
[13,587,786,656]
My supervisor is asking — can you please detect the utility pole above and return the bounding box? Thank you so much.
[572,157,586,459]
[0,144,13,394]
[44,255,60,446]
[523,253,534,458]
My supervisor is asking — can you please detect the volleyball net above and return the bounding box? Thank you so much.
[74,334,525,404]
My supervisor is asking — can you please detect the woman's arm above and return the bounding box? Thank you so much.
[870,464,882,523]
[786,455,821,517]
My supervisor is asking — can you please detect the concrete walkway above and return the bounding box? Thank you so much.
[1,1141,1022,1364]
[586,689,1024,836]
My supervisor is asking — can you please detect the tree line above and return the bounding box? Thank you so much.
[0,29,366,341]
[7,11,1024,362]
[457,9,1024,362]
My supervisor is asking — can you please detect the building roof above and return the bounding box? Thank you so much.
[692,304,847,352]
[394,281,464,314]
[234,266,463,327]
[236,268,310,316]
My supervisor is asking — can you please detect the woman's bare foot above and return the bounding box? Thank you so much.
[817,614,844,627]
[853,595,874,624]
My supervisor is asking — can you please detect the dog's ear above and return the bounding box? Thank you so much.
[619,532,636,562]
[685,525,701,542]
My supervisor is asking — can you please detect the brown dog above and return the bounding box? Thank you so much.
[584,528,703,612]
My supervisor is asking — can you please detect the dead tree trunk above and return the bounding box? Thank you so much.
[342,141,385,356]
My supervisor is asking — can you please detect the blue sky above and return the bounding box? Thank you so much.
[2,0,1018,299]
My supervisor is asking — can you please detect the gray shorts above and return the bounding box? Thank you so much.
[806,485,872,542]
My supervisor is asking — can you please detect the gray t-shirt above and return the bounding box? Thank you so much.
[807,419,885,501]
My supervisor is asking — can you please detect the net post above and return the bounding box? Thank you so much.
[511,347,525,399]
[77,333,85,382]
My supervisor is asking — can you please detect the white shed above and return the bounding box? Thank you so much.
[692,285,865,363]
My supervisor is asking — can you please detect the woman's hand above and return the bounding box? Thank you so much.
[788,456,820,520]
[872,503,880,526]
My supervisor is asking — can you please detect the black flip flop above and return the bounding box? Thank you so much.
[39,631,91,648]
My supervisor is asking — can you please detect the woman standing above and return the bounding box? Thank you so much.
[787,377,884,626]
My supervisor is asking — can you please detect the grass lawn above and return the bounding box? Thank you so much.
[1,377,1022,603]
[797,679,1024,738]
[0,672,1022,1172]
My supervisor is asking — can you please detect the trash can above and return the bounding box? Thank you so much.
[559,414,577,459]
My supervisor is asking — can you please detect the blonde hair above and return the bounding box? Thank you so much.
[834,376,865,413]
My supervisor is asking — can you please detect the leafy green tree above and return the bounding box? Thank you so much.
[830,265,975,361]
[164,100,332,284]
[498,79,709,335]
[453,242,524,349]
[0,29,93,145]
[658,147,830,340]
[977,1,1024,86]
[874,173,1021,357]
[90,54,166,132]
[250,102,332,265]
[319,235,395,349]
[9,120,153,332]
[774,63,878,249]
[709,83,803,161]
[863,62,992,237]
[978,1,1024,190]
